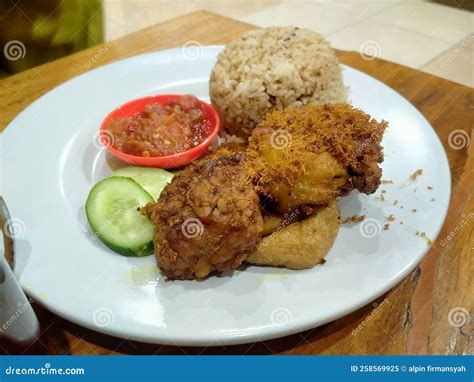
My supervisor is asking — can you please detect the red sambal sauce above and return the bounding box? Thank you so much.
[106,95,212,157]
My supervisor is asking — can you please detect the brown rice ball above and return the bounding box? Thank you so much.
[210,27,347,139]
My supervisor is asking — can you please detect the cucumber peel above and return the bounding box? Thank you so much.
[112,166,174,200]
[86,176,155,257]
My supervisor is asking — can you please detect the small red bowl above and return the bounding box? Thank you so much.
[99,94,220,168]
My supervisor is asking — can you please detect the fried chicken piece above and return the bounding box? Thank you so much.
[246,103,387,212]
[142,152,263,280]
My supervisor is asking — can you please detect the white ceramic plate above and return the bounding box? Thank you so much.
[1,46,450,346]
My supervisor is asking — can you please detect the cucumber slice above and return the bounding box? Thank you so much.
[112,166,174,200]
[86,177,155,257]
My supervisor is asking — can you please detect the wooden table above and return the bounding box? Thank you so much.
[0,11,472,355]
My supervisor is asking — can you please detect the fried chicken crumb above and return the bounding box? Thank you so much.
[393,200,398,206]
[381,179,393,184]
[431,198,435,202]
[412,209,417,213]
[427,186,433,190]
[410,169,423,180]
[384,223,390,230]
[386,214,396,222]
[415,231,434,246]
[341,215,366,224]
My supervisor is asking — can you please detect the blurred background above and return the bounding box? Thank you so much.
[0,0,472,86]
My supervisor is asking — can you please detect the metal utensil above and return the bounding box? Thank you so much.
[0,196,40,344]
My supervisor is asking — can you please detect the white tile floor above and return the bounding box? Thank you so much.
[103,0,474,87]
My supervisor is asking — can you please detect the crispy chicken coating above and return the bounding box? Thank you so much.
[246,103,387,212]
[143,151,263,280]
[201,142,247,161]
